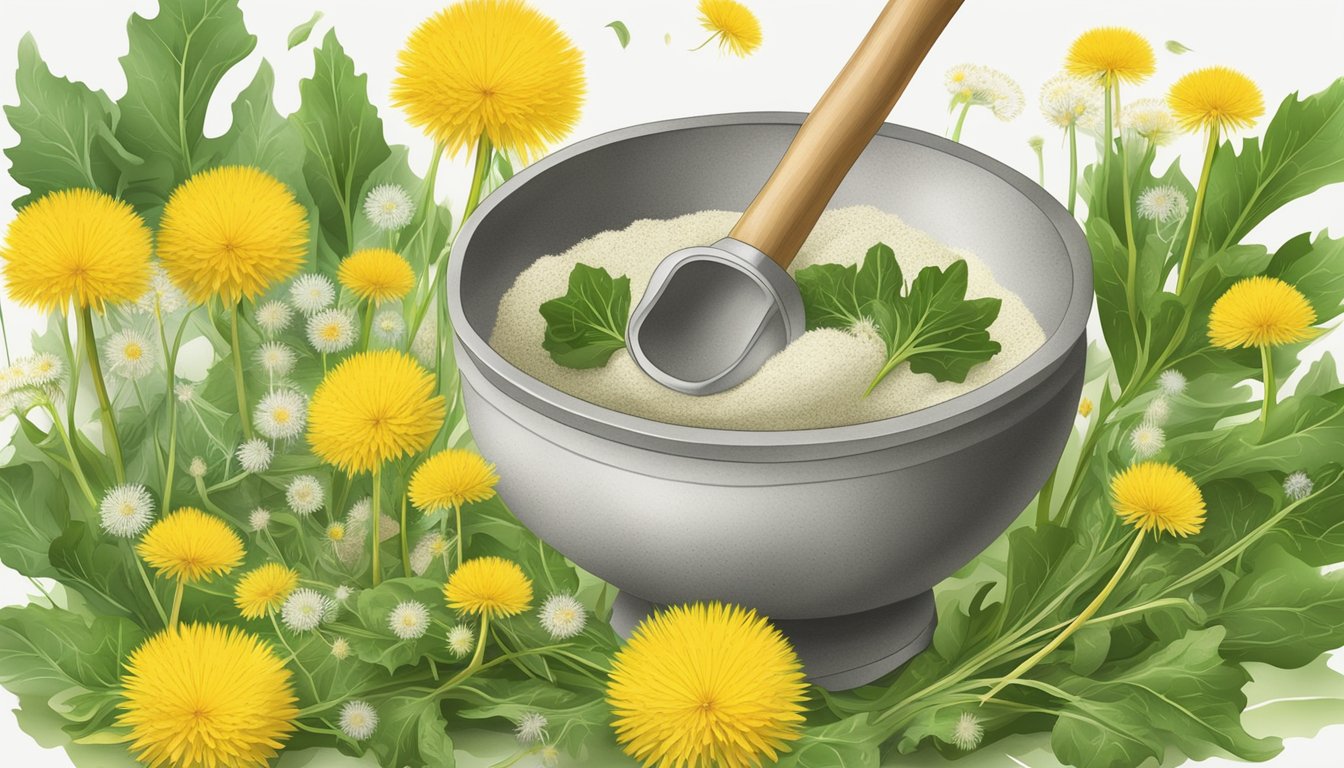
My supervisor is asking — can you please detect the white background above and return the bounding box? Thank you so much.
[1,0,1342,765]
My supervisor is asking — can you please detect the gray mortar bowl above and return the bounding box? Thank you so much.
[447,113,1091,691]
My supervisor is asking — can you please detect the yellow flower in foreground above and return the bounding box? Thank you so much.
[1065,27,1155,85]
[338,248,415,304]
[1,188,151,313]
[307,350,445,473]
[698,0,763,58]
[607,602,807,768]
[158,166,309,304]
[1168,66,1266,134]
[392,0,585,161]
[1208,276,1318,349]
[1110,461,1206,537]
[445,556,533,619]
[119,623,298,767]
[410,449,500,512]
[234,563,300,619]
[138,507,244,582]
[1078,398,1094,417]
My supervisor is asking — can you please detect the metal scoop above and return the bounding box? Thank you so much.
[627,0,963,395]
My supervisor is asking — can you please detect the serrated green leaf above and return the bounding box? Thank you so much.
[292,30,392,259]
[347,577,451,673]
[3,34,139,207]
[287,11,323,49]
[217,61,307,195]
[606,20,632,48]
[114,0,256,211]
[1297,352,1341,396]
[539,264,631,369]
[1213,544,1344,667]
[777,715,882,767]
[1169,390,1344,482]
[368,695,455,768]
[795,242,903,331]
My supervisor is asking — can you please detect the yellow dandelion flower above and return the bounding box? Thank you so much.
[234,563,299,619]
[338,248,415,304]
[1168,66,1265,134]
[1065,27,1156,85]
[158,166,309,305]
[1208,276,1318,349]
[1110,461,1206,537]
[1,188,151,313]
[326,523,346,542]
[391,0,586,161]
[138,507,244,583]
[444,556,533,619]
[697,0,763,58]
[607,602,807,768]
[307,350,445,473]
[119,623,298,768]
[409,449,499,512]
[1078,398,1094,417]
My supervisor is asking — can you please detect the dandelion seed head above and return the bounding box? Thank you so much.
[99,483,155,538]
[1129,423,1166,459]
[249,507,272,532]
[255,389,307,441]
[188,456,207,479]
[289,274,335,315]
[363,184,416,232]
[1122,98,1180,146]
[388,600,430,639]
[174,381,196,403]
[538,594,587,640]
[1284,471,1314,501]
[374,310,406,343]
[331,637,351,660]
[256,300,294,335]
[446,624,475,658]
[515,711,548,744]
[1143,396,1171,426]
[236,438,274,474]
[134,264,187,314]
[1137,185,1189,223]
[256,341,297,378]
[281,588,332,632]
[1040,72,1103,131]
[339,700,379,740]
[106,329,156,380]
[306,308,357,354]
[286,475,324,516]
[1157,369,1188,397]
[951,712,983,751]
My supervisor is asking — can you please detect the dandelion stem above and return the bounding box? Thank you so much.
[454,502,464,569]
[1176,127,1219,295]
[45,403,96,507]
[400,492,411,576]
[1116,83,1140,327]
[129,545,168,627]
[0,298,10,365]
[230,303,253,440]
[1101,82,1114,204]
[689,32,719,52]
[1034,465,1058,528]
[1033,143,1045,187]
[1066,123,1079,215]
[358,302,373,353]
[462,133,494,224]
[371,467,383,587]
[980,532,1144,703]
[1259,344,1275,433]
[168,578,185,630]
[78,306,125,483]
[950,98,972,143]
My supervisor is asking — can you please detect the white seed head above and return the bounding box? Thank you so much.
[286,474,325,516]
[1157,369,1188,397]
[256,341,297,378]
[538,594,587,640]
[946,64,1023,121]
[388,600,430,640]
[1122,97,1180,146]
[188,456,207,479]
[256,300,294,335]
[20,353,63,388]
[1040,72,1103,132]
[174,381,196,403]
[1137,185,1189,224]
[1143,396,1171,426]
[331,636,351,660]
[410,533,449,575]
[236,438,274,474]
[255,389,307,441]
[363,184,415,232]
[248,507,272,532]
[135,264,187,314]
[373,310,406,344]
[952,711,984,751]
[334,585,353,602]
[1129,423,1166,459]
[346,497,372,524]
[515,711,548,744]
[99,484,155,538]
[281,588,332,632]
[1284,471,1314,501]
[411,314,438,366]
[289,274,336,315]
[339,700,379,740]
[447,624,475,658]
[106,329,156,380]
[306,308,357,354]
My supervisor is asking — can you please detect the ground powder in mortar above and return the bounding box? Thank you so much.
[490,206,1046,430]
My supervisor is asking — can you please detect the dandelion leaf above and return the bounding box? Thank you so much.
[539,264,631,368]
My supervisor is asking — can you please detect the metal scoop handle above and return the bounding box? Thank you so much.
[730,0,963,268]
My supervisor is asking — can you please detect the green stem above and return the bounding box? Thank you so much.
[1067,123,1079,215]
[371,468,382,587]
[78,306,125,483]
[1116,83,1140,327]
[400,492,411,576]
[168,578,185,630]
[950,99,972,143]
[230,303,253,440]
[130,548,168,627]
[45,403,96,507]
[689,32,719,52]
[358,302,373,353]
[462,133,494,227]
[1034,144,1045,187]
[1176,127,1219,295]
[0,298,10,365]
[454,502,464,569]
[980,532,1144,703]
[1101,81,1114,206]
[1034,465,1058,528]
[1259,344,1275,433]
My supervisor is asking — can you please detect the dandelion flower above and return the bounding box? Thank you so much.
[364,184,415,231]
[138,507,244,582]
[2,188,151,312]
[286,475,324,516]
[307,308,358,354]
[1078,398,1094,417]
[607,602,807,768]
[409,448,499,512]
[339,700,379,740]
[235,563,299,619]
[1283,471,1314,501]
[105,329,155,380]
[249,507,272,532]
[1129,423,1166,459]
[256,341,297,378]
[334,585,353,602]
[1168,66,1265,134]
[20,353,63,388]
[1157,369,1187,397]
[326,523,346,543]
[255,389,307,441]
[347,497,373,525]
[188,456,208,479]
[388,600,430,639]
[99,484,155,538]
[339,248,415,304]
[515,711,548,744]
[374,310,406,343]
[1040,73,1103,131]
[951,712,983,751]
[1122,98,1180,145]
[445,556,533,619]
[308,350,445,474]
[331,637,351,660]
[134,264,188,315]
[411,313,438,366]
[696,0,763,58]
[1137,185,1189,223]
[118,623,297,768]
[236,438,274,474]
[1111,461,1206,537]
[158,166,308,304]
[988,74,1025,121]
[392,0,586,161]
[256,300,293,335]
[281,588,332,632]
[1209,277,1318,349]
[1065,27,1156,85]
[410,533,450,576]
[538,593,586,639]
[289,274,336,315]
[174,381,196,403]
[446,624,475,658]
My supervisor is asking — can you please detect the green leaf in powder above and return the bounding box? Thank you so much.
[540,264,631,369]
[864,260,1001,392]
[795,242,903,330]
[287,11,323,49]
[606,20,632,48]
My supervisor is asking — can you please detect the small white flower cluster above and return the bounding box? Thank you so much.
[173,380,196,404]
[1039,72,1103,132]
[248,507,272,532]
[1121,98,1180,146]
[538,594,587,640]
[388,600,430,640]
[0,353,63,416]
[411,314,438,367]
[99,483,155,538]
[363,184,415,232]
[105,329,156,381]
[286,474,325,516]
[134,264,188,315]
[330,636,351,660]
[236,438,273,474]
[290,274,336,316]
[945,63,1024,121]
[255,389,307,441]
[281,588,334,632]
[1137,185,1189,224]
[339,700,379,741]
[188,456,208,479]
[307,308,358,354]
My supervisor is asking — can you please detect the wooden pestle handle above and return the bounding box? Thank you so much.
[729,0,963,268]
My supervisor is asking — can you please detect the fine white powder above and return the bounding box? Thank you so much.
[489,206,1045,430]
